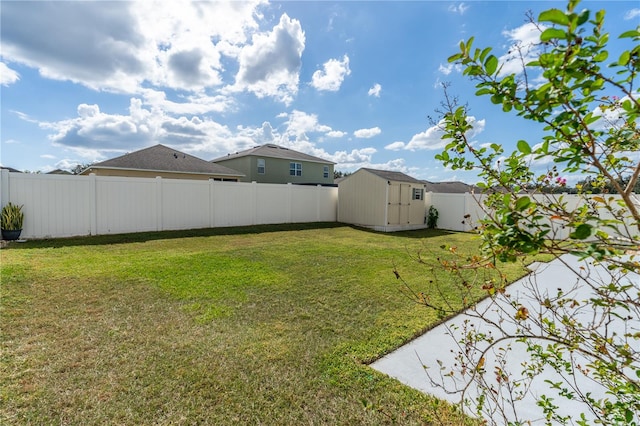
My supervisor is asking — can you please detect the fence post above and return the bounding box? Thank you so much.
[0,169,9,207]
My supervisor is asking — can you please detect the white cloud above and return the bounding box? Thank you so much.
[233,13,305,104]
[368,83,381,97]
[354,127,381,139]
[38,98,245,158]
[281,110,332,137]
[0,1,274,96]
[624,8,640,20]
[438,63,463,76]
[311,55,351,92]
[141,89,233,115]
[404,116,485,151]
[330,147,377,163]
[33,100,363,168]
[448,3,469,15]
[385,141,405,151]
[326,130,347,138]
[0,62,20,86]
[498,22,547,77]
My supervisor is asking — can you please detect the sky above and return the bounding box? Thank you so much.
[1,0,638,183]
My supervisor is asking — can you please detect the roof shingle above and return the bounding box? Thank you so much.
[87,144,243,176]
[212,144,335,165]
[361,168,423,184]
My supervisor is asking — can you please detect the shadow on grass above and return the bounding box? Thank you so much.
[6,223,461,250]
[347,225,458,239]
[6,222,345,249]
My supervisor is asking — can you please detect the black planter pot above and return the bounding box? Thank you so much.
[1,229,22,241]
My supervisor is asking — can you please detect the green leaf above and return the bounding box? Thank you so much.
[517,140,532,154]
[515,196,531,211]
[593,51,608,62]
[570,224,593,240]
[539,9,569,25]
[619,30,640,39]
[625,409,634,423]
[485,55,498,75]
[540,28,567,42]
[479,47,492,62]
[618,50,631,66]
[576,9,589,26]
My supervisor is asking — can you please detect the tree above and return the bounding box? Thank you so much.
[71,163,93,175]
[406,1,639,424]
[334,170,352,180]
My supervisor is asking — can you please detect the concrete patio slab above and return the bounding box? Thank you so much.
[371,254,639,424]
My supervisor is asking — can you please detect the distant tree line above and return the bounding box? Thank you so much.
[333,170,351,180]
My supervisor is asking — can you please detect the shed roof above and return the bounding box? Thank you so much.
[361,168,423,184]
[422,181,481,193]
[212,143,335,165]
[83,144,244,177]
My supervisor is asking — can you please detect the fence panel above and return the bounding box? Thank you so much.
[211,181,255,227]
[256,183,290,224]
[0,172,338,239]
[3,173,94,238]
[161,179,211,230]
[96,177,158,234]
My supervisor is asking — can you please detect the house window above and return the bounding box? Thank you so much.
[257,158,265,174]
[290,162,302,176]
[412,188,424,200]
[323,166,329,179]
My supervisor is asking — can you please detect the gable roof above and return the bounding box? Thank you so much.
[47,169,73,175]
[360,168,423,184]
[212,143,335,165]
[83,144,243,177]
[422,181,481,193]
[1,166,22,173]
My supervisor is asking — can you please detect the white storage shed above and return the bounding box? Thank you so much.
[338,168,427,232]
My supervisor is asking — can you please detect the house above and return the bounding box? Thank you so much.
[211,143,335,185]
[47,169,73,175]
[338,168,427,232]
[80,144,244,181]
[1,166,22,173]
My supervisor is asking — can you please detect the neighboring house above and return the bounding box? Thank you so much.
[338,168,427,232]
[211,143,335,185]
[1,166,22,173]
[47,169,72,175]
[423,181,481,193]
[80,144,244,181]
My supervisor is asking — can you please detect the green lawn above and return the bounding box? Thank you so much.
[1,224,532,425]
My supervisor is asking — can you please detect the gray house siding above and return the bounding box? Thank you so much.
[212,144,335,185]
[216,156,333,185]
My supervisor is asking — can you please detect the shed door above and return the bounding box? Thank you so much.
[387,183,411,225]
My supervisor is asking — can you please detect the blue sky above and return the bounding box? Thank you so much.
[2,1,638,182]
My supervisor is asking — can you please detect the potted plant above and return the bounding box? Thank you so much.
[1,202,24,241]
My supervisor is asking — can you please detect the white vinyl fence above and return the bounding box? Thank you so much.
[0,170,338,239]
[427,191,639,240]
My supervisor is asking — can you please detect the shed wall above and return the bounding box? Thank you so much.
[338,170,388,227]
